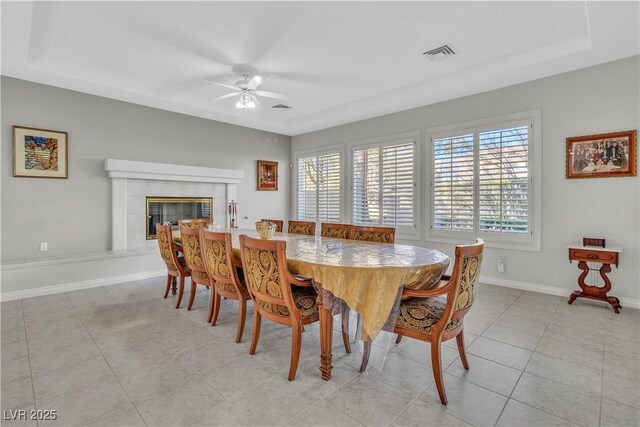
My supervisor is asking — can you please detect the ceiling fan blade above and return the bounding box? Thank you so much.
[205,80,237,90]
[247,75,264,89]
[255,90,288,100]
[210,92,240,102]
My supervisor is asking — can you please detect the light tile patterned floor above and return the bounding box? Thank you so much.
[1,279,638,426]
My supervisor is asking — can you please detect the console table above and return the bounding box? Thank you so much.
[567,244,622,313]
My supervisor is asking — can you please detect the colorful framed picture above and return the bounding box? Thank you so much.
[13,126,68,178]
[257,160,278,191]
[566,130,636,179]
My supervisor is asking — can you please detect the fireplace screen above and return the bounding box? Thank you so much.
[146,197,212,239]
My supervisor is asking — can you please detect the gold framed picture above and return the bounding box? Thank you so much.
[566,130,636,179]
[13,126,68,178]
[257,160,278,191]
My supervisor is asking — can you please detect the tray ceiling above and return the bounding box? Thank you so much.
[2,1,638,136]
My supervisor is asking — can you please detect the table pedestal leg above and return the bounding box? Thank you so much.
[568,262,621,313]
[318,295,333,381]
[171,277,177,296]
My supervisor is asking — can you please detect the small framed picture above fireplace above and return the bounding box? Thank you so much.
[257,160,278,191]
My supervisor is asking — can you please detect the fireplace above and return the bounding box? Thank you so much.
[146,197,212,239]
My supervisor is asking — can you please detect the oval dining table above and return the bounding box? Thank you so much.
[175,227,450,380]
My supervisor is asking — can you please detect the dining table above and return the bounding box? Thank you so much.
[174,227,450,380]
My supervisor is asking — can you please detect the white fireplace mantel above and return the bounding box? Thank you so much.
[105,159,244,250]
[105,159,244,183]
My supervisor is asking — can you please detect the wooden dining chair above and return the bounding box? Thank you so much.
[261,219,284,232]
[238,234,320,381]
[179,225,215,320]
[287,220,316,236]
[199,229,250,343]
[155,224,191,308]
[321,223,353,239]
[361,239,484,405]
[179,218,212,229]
[350,225,396,243]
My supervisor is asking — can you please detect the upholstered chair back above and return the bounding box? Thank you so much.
[261,219,284,232]
[449,240,484,320]
[287,221,316,236]
[321,223,354,239]
[179,218,211,229]
[155,224,182,273]
[179,225,210,284]
[239,235,298,320]
[351,226,395,243]
[200,230,245,296]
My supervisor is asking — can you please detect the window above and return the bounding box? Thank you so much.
[296,152,341,223]
[352,138,417,235]
[429,111,540,250]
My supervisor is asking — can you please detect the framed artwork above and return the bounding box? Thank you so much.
[566,130,636,179]
[257,160,278,191]
[13,126,68,178]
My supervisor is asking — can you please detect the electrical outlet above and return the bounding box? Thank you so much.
[497,256,505,273]
[40,242,48,251]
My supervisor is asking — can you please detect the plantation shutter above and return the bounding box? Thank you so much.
[297,156,317,221]
[297,152,341,222]
[352,148,380,225]
[317,153,342,222]
[352,141,415,227]
[478,125,529,234]
[432,134,474,231]
[382,143,414,227]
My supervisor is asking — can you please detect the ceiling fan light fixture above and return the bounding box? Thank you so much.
[235,92,256,111]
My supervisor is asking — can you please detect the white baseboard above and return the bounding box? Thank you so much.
[2,269,637,310]
[0,269,165,302]
[481,275,640,310]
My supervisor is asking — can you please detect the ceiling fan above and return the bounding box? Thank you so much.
[207,74,287,111]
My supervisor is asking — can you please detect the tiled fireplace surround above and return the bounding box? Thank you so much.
[105,159,244,250]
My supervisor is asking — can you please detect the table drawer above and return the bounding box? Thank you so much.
[569,248,618,265]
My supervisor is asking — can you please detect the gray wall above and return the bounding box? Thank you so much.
[293,56,640,301]
[1,76,291,260]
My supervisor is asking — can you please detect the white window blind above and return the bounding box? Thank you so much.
[431,118,533,245]
[433,134,474,231]
[296,152,341,222]
[479,125,529,234]
[352,141,415,228]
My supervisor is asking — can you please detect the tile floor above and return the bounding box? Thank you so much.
[1,278,638,426]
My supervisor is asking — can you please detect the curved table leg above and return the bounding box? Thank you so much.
[318,294,333,381]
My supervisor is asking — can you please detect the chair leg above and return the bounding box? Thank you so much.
[359,341,372,373]
[175,276,185,309]
[235,299,247,343]
[187,280,197,310]
[431,339,448,405]
[456,332,469,370]
[249,309,261,355]
[163,274,171,299]
[341,305,352,354]
[395,334,403,344]
[210,290,221,325]
[288,324,302,381]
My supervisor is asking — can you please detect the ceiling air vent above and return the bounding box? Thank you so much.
[272,104,292,109]
[423,45,455,60]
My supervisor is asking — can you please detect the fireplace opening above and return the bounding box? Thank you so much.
[146,197,212,239]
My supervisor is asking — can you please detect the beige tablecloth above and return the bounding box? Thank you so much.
[174,228,450,339]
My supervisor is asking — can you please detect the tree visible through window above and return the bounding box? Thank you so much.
[432,123,531,237]
[297,152,341,223]
[353,141,415,229]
